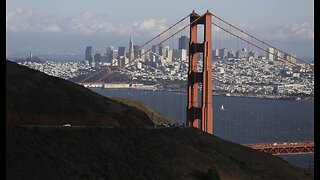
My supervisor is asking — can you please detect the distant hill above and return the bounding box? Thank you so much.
[6,60,168,127]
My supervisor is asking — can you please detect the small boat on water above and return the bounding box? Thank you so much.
[221,104,225,110]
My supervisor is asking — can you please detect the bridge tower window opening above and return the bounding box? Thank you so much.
[197,24,205,44]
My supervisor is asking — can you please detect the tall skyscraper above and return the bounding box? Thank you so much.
[163,46,170,58]
[94,52,101,62]
[213,49,219,60]
[158,44,164,56]
[151,45,158,54]
[167,50,173,62]
[164,46,172,62]
[128,35,134,61]
[213,49,219,56]
[110,49,118,60]
[266,47,274,61]
[275,51,282,61]
[140,49,146,61]
[149,52,156,62]
[178,35,189,54]
[180,49,187,61]
[133,45,140,58]
[118,46,126,57]
[106,46,114,61]
[85,46,94,63]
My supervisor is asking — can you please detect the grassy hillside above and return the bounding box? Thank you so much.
[6,126,313,180]
[6,60,313,179]
[6,60,159,127]
[112,98,176,125]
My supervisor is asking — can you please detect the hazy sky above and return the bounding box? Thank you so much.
[6,0,314,59]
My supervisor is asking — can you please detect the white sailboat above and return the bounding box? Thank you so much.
[221,104,225,110]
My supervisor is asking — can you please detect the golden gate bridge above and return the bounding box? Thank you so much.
[78,10,314,155]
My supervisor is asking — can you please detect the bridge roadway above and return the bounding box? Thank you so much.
[243,141,314,155]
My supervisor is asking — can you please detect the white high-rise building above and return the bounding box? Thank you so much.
[213,49,219,56]
[140,49,146,62]
[266,47,274,61]
[163,46,172,62]
[111,49,118,60]
[149,53,156,62]
[137,62,142,69]
[181,49,187,61]
[167,49,173,63]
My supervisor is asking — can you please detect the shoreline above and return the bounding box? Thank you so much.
[90,87,313,101]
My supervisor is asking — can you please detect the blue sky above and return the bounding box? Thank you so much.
[6,0,314,59]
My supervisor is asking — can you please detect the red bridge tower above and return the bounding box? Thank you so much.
[187,10,213,134]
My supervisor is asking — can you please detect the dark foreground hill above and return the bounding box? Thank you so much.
[7,126,313,180]
[6,60,313,179]
[6,60,174,127]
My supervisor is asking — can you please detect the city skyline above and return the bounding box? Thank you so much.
[14,35,310,64]
[6,0,314,60]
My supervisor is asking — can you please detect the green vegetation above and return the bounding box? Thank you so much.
[113,98,176,125]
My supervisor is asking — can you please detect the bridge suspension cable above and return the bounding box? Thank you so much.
[79,14,191,84]
[211,21,308,70]
[211,13,314,71]
[88,13,207,86]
